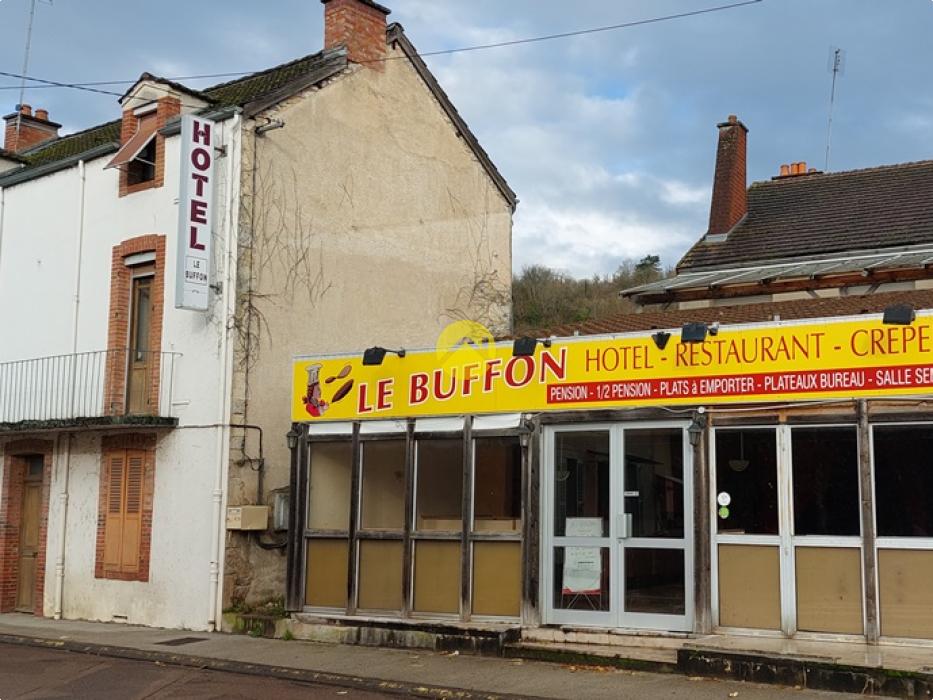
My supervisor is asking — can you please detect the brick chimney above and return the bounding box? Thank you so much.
[3,103,61,153]
[707,114,748,236]
[322,0,390,68]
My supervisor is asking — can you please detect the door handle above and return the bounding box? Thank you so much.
[617,513,633,539]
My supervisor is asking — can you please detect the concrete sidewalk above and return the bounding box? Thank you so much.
[0,613,851,699]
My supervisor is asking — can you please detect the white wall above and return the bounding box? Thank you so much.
[0,114,240,630]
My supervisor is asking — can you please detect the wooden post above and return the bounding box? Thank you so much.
[693,413,712,634]
[460,416,474,622]
[285,424,309,612]
[521,418,541,626]
[345,422,361,615]
[401,420,415,617]
[857,400,880,643]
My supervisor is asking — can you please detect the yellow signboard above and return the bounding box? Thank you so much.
[292,314,933,422]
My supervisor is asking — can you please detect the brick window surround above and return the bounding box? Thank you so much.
[95,434,156,582]
[118,96,180,198]
[104,235,166,416]
[0,439,53,615]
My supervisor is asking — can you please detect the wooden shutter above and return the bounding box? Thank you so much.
[103,451,126,572]
[120,450,144,573]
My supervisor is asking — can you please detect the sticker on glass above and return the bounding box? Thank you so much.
[717,492,731,507]
[718,506,730,520]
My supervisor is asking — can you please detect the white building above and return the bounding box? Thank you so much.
[0,0,514,630]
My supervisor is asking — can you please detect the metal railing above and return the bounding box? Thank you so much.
[0,348,180,425]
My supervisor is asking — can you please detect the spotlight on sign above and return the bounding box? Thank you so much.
[680,322,708,344]
[512,337,552,357]
[651,331,671,350]
[362,346,406,366]
[882,303,915,326]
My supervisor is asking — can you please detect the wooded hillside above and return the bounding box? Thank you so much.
[512,255,668,334]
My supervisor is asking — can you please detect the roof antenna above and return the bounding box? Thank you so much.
[824,46,845,172]
[14,0,52,146]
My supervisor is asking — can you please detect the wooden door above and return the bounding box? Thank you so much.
[126,275,153,414]
[16,481,41,612]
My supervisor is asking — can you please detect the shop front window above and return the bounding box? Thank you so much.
[357,439,406,612]
[301,423,525,621]
[873,425,933,639]
[360,440,406,530]
[553,431,610,538]
[415,439,463,532]
[473,437,521,533]
[472,436,522,617]
[873,426,933,538]
[792,427,859,536]
[715,429,778,535]
[305,441,353,609]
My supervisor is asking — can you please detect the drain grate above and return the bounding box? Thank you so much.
[155,637,209,647]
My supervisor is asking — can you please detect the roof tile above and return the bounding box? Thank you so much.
[680,161,933,270]
[531,289,933,338]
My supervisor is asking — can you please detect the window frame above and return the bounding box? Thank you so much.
[869,422,933,641]
[710,423,866,639]
[299,419,525,622]
[95,435,155,583]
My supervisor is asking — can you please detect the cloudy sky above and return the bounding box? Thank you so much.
[1,0,932,276]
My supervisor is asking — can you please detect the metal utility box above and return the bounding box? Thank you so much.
[226,505,269,531]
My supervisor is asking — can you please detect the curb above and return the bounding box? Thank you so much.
[0,633,543,700]
[679,647,933,699]
[502,642,678,675]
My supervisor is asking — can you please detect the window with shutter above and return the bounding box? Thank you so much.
[104,452,125,572]
[121,451,144,573]
[99,446,150,580]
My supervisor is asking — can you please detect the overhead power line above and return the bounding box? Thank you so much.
[0,0,763,98]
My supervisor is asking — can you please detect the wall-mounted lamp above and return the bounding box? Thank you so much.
[285,425,301,451]
[681,322,708,344]
[687,411,707,447]
[882,303,915,326]
[362,346,407,366]
[512,337,552,357]
[651,331,671,350]
[708,321,720,337]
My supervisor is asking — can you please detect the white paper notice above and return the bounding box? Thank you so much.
[562,517,603,594]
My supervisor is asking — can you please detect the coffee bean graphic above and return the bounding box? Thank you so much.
[332,379,354,403]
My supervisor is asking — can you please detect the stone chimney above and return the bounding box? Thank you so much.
[707,115,748,236]
[322,0,390,68]
[3,103,61,153]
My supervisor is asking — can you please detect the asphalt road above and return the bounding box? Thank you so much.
[0,642,395,699]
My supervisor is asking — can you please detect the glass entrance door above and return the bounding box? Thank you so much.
[620,427,692,630]
[544,423,693,631]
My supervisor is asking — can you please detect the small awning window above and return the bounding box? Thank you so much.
[105,113,158,170]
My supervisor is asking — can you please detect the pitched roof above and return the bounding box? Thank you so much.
[0,148,28,164]
[4,47,349,177]
[387,24,517,210]
[1,32,516,209]
[531,289,933,338]
[679,160,933,271]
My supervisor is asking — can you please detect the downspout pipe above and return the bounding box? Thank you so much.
[54,159,86,619]
[53,434,72,619]
[208,113,241,631]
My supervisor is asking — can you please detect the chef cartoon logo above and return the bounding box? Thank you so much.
[302,362,354,417]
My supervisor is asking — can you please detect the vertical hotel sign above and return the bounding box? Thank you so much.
[175,115,215,310]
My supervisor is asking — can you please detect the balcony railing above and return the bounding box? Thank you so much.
[0,348,180,427]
